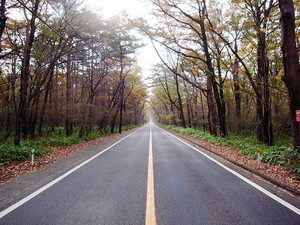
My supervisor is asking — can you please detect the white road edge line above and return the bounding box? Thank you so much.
[159,126,300,216]
[0,126,145,219]
[145,124,157,225]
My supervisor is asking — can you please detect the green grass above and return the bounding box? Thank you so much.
[0,141,46,164]
[163,124,300,177]
[0,125,141,165]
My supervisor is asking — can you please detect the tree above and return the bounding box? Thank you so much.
[146,0,231,136]
[209,0,278,144]
[244,0,276,145]
[152,62,186,127]
[106,17,143,133]
[279,0,300,150]
[145,0,295,145]
[15,0,41,145]
[0,1,147,145]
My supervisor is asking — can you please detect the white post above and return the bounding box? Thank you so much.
[258,152,261,169]
[257,148,262,169]
[31,149,35,166]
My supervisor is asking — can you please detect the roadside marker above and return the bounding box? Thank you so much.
[31,149,35,166]
[256,148,262,169]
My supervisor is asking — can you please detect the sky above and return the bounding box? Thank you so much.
[83,0,160,80]
[84,0,149,18]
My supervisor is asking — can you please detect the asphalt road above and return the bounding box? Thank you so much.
[0,123,299,225]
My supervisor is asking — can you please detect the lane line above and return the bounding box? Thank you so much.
[145,125,157,225]
[0,126,146,219]
[158,125,300,216]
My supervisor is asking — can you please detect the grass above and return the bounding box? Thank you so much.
[0,125,140,165]
[162,124,300,177]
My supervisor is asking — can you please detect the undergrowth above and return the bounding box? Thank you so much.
[0,125,140,165]
[163,124,300,178]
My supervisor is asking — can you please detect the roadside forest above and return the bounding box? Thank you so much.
[0,0,299,179]
[0,0,147,163]
[145,0,300,174]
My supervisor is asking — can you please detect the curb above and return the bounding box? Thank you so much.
[167,129,300,197]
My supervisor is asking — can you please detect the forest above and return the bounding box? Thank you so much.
[0,0,147,156]
[144,0,300,175]
[0,0,299,175]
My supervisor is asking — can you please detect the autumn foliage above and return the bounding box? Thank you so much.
[146,0,300,151]
[0,0,147,148]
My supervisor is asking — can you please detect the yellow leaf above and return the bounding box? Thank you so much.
[274,75,282,80]
[260,28,267,33]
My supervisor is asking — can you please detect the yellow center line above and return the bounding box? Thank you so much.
[145,125,157,225]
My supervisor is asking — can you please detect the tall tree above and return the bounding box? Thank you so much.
[14,0,40,145]
[245,0,276,145]
[210,0,277,144]
[148,0,230,136]
[279,0,300,150]
[0,0,147,146]
[106,18,143,133]
[153,64,186,126]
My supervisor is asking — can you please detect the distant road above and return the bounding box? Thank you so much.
[0,123,299,224]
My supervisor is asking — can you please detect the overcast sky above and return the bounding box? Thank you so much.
[84,0,149,18]
[83,0,159,81]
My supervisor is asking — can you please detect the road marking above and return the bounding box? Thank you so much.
[160,126,300,216]
[0,126,145,219]
[145,125,157,225]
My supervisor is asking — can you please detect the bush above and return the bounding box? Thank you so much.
[0,141,46,165]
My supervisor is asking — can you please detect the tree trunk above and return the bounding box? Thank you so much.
[0,0,7,52]
[186,99,192,127]
[0,79,12,142]
[232,43,241,127]
[14,0,40,145]
[215,49,227,137]
[29,96,39,139]
[256,29,273,145]
[174,73,186,128]
[118,76,124,134]
[199,17,217,136]
[206,79,217,135]
[65,52,72,136]
[38,68,54,136]
[110,111,118,133]
[279,0,300,149]
[118,48,125,134]
[200,90,206,131]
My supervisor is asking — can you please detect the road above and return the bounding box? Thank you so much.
[0,123,299,224]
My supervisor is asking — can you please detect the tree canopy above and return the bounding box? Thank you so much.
[0,0,147,145]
